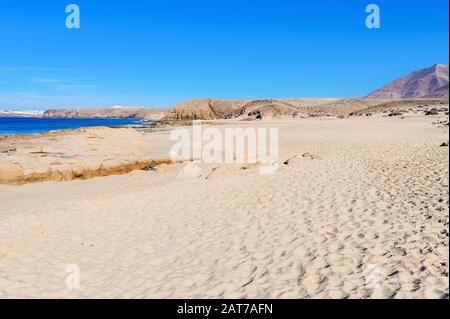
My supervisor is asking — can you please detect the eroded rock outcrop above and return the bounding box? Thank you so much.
[165,98,388,120]
[0,127,171,185]
[167,98,305,120]
[167,99,248,120]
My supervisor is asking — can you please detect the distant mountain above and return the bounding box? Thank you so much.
[366,64,449,99]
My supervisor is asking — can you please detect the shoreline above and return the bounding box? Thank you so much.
[0,117,147,136]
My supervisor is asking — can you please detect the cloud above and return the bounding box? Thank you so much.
[14,91,78,101]
[32,78,63,84]
[56,84,103,89]
[0,66,81,72]
[31,78,103,90]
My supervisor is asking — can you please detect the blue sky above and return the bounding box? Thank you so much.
[0,0,448,109]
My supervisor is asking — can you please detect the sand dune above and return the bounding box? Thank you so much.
[0,114,448,299]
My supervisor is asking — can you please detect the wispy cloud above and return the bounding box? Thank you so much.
[56,84,103,89]
[0,91,81,109]
[15,91,78,101]
[32,78,64,84]
[0,91,134,109]
[31,78,103,90]
[0,66,82,72]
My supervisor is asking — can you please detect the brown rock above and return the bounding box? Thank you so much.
[0,163,23,184]
[0,127,173,185]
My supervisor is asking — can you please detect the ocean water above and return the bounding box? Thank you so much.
[0,117,143,135]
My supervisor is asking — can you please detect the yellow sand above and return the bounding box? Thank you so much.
[0,115,448,298]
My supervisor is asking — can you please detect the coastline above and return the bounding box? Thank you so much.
[0,117,147,135]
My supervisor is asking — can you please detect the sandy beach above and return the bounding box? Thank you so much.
[0,113,448,299]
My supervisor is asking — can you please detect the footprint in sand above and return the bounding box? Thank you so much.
[283,152,322,166]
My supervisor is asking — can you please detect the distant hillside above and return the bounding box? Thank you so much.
[165,98,384,120]
[366,64,449,99]
[43,107,168,119]
[0,109,44,117]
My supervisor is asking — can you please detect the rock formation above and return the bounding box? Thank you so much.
[167,99,247,120]
[0,127,172,185]
[165,98,390,120]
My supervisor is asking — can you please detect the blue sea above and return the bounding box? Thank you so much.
[0,117,143,135]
